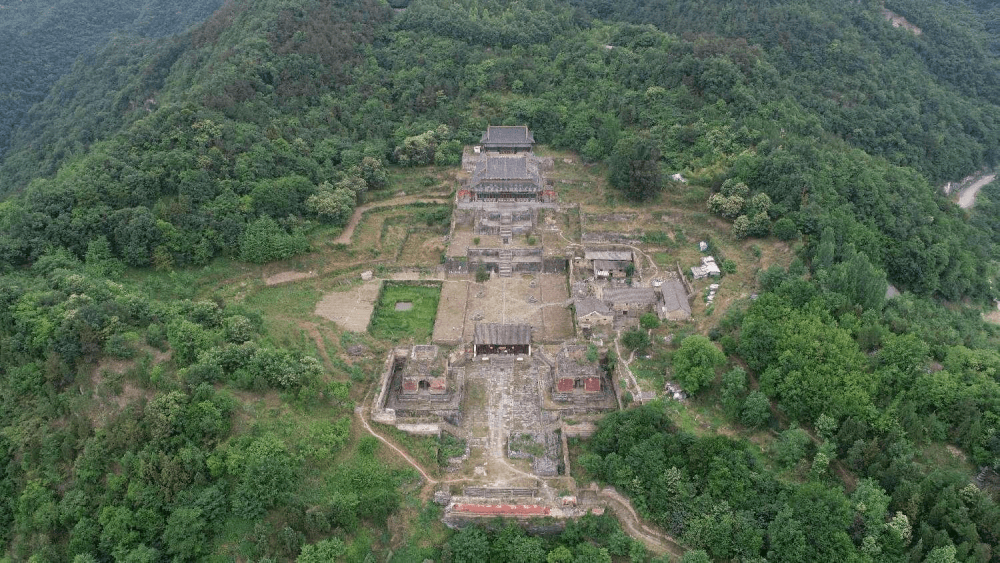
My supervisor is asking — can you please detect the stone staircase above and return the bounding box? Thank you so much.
[500,212,513,245]
[499,248,513,277]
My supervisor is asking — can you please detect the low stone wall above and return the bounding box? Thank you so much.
[395,423,442,435]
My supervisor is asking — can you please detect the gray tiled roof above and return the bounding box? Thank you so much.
[585,250,633,261]
[474,323,532,346]
[602,287,658,305]
[478,155,533,179]
[659,279,691,315]
[480,125,535,145]
[575,297,610,316]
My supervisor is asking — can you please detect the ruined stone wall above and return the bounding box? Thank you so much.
[372,349,408,425]
[542,257,567,273]
[444,257,469,274]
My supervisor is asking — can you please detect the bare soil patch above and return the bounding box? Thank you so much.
[540,273,570,304]
[433,280,470,345]
[401,231,447,265]
[541,306,574,342]
[957,173,997,209]
[448,230,503,257]
[882,8,922,35]
[315,280,382,332]
[264,270,317,286]
[89,357,155,427]
[985,309,1000,325]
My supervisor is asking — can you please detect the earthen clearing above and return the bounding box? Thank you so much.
[314,279,382,332]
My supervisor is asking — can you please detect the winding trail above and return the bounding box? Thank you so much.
[334,194,450,245]
[598,487,686,558]
[957,173,997,209]
[355,402,437,485]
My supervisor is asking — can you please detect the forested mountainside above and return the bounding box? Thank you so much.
[3,0,1000,296]
[2,0,1000,561]
[0,0,224,163]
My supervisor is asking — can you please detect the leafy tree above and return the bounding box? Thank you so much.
[721,180,749,198]
[306,185,356,225]
[166,319,214,367]
[491,524,546,563]
[766,505,808,562]
[357,156,389,190]
[773,217,799,241]
[681,550,711,563]
[227,433,298,520]
[740,390,771,428]
[608,133,663,201]
[821,244,887,312]
[449,526,490,563]
[772,427,812,468]
[238,216,309,264]
[721,367,748,419]
[673,335,725,393]
[546,546,573,563]
[162,508,207,561]
[297,537,347,562]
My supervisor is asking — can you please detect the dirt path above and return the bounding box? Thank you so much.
[356,402,438,486]
[598,487,686,557]
[957,173,997,209]
[614,331,643,405]
[334,195,451,245]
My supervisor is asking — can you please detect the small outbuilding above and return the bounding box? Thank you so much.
[574,297,613,330]
[691,256,722,279]
[658,279,691,320]
[585,249,634,279]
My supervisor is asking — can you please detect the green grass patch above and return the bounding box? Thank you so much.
[437,434,467,466]
[374,422,440,472]
[368,282,441,342]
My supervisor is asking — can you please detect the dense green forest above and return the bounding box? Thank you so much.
[0,0,223,163]
[2,0,1000,560]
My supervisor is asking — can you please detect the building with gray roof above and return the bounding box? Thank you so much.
[480,125,535,153]
[658,279,691,320]
[474,323,532,355]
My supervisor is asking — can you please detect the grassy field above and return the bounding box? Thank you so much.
[369,282,442,342]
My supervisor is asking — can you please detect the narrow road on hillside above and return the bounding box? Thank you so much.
[598,487,686,557]
[334,195,450,245]
[957,173,997,209]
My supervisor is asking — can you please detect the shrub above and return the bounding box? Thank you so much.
[621,329,650,352]
[475,266,490,283]
[105,331,140,359]
[639,312,660,330]
[773,217,799,241]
